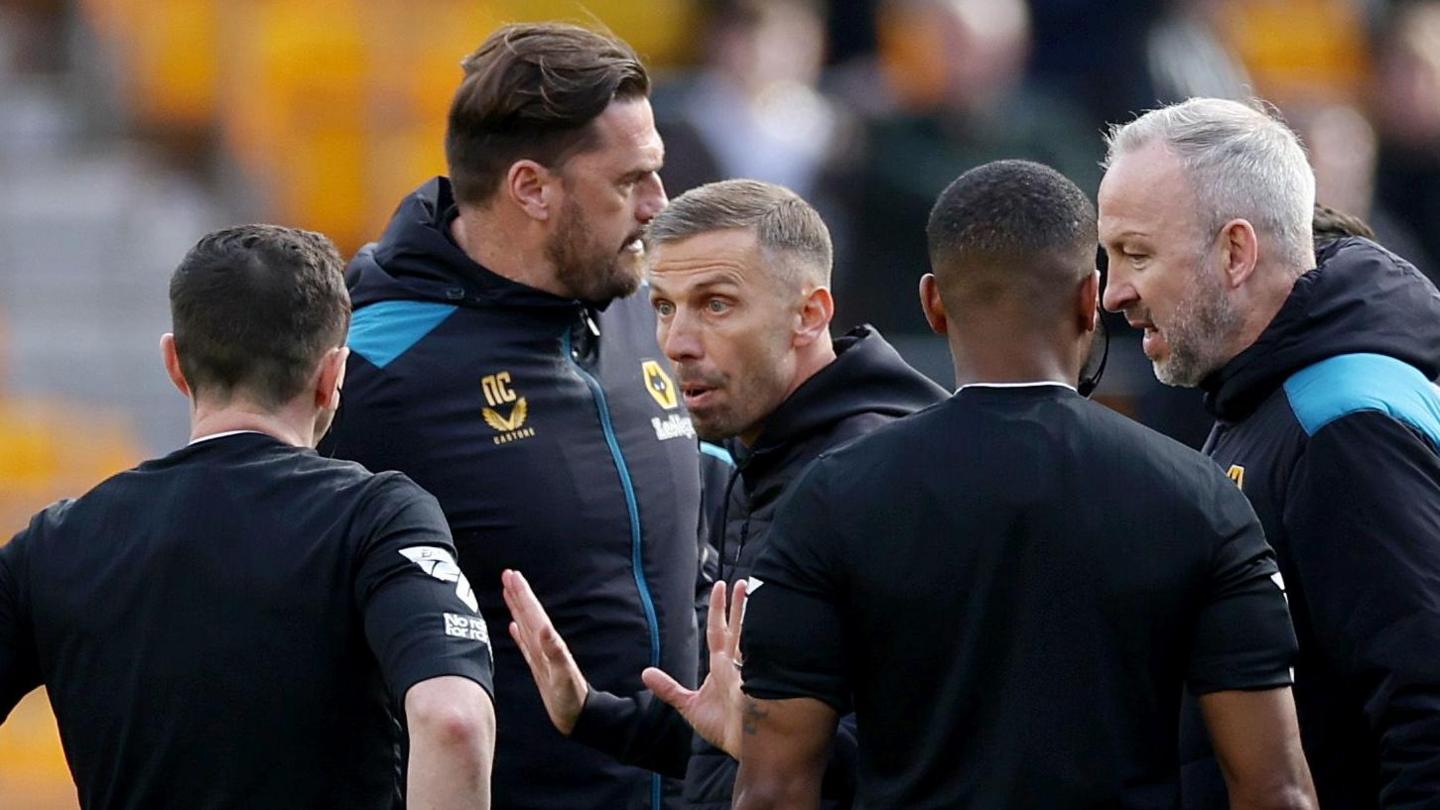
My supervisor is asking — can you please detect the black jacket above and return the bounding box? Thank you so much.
[1185,237,1440,809]
[569,326,949,808]
[321,178,702,810]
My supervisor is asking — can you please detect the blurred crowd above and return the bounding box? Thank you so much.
[0,1,1438,806]
[0,0,1431,522]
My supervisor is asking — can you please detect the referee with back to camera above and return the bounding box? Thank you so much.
[0,225,496,810]
[733,160,1318,809]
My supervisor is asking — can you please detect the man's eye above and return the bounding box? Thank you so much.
[654,300,675,317]
[707,298,730,313]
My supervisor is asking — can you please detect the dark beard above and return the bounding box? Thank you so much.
[545,198,640,304]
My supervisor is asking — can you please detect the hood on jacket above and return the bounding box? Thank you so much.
[346,177,601,314]
[743,325,949,461]
[1203,236,1440,421]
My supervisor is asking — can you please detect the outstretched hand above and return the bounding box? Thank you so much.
[502,569,588,735]
[642,579,749,759]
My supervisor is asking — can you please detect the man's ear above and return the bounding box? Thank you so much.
[505,160,558,222]
[793,286,835,348]
[1218,218,1260,289]
[315,347,349,411]
[919,274,948,336]
[1077,270,1100,335]
[160,333,191,398]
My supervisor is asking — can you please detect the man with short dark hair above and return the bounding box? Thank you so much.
[734,161,1317,808]
[0,224,496,810]
[1101,97,1440,809]
[320,22,704,810]
[501,179,947,809]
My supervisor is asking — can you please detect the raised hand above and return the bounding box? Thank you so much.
[501,569,588,735]
[642,579,749,758]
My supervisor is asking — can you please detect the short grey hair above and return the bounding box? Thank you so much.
[645,179,833,289]
[1105,97,1316,271]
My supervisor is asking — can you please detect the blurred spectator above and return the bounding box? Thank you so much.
[838,0,1101,336]
[1147,0,1252,102]
[1290,100,1434,277]
[1027,0,1162,130]
[1371,0,1440,284]
[654,0,860,255]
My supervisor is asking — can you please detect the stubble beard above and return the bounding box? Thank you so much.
[1154,265,1244,388]
[546,198,641,304]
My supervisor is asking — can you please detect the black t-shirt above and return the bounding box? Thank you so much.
[742,385,1296,809]
[0,432,493,810]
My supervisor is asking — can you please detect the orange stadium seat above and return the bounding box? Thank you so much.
[1219,0,1371,104]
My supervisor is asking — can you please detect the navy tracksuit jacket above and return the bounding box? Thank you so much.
[1182,237,1440,808]
[321,178,701,810]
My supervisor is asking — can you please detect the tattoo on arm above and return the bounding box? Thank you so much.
[742,698,769,736]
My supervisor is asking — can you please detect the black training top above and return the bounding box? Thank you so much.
[0,432,494,810]
[742,385,1296,809]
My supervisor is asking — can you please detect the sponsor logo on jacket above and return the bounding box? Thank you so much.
[652,413,696,442]
[482,371,536,444]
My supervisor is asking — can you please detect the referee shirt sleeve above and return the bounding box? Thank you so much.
[353,474,494,706]
[1186,469,1297,695]
[0,521,43,721]
[741,459,852,714]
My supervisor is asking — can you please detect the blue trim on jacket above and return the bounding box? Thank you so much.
[699,442,735,466]
[1284,352,1440,445]
[562,330,665,810]
[348,301,458,369]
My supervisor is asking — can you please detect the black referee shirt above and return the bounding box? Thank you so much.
[743,384,1296,809]
[0,432,494,810]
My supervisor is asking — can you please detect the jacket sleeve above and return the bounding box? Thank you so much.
[1283,411,1440,804]
[0,525,41,721]
[568,687,693,778]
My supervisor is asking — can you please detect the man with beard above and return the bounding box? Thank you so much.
[320,23,704,810]
[733,160,1315,808]
[502,179,948,809]
[1101,97,1440,808]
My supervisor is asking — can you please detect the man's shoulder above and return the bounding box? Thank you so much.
[291,453,434,513]
[798,403,947,486]
[348,299,464,373]
[1282,352,1440,447]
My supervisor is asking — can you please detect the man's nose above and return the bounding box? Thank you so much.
[1101,262,1135,313]
[637,175,668,224]
[661,309,702,362]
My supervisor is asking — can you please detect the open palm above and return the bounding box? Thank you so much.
[643,579,748,758]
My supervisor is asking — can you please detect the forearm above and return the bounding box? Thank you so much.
[407,733,491,810]
[732,766,823,810]
[1225,782,1315,810]
[569,688,693,777]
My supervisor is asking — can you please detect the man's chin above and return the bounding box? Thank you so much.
[575,271,641,305]
[1153,358,1204,389]
[691,416,732,444]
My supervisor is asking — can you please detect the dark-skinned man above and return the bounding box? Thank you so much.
[734,160,1318,809]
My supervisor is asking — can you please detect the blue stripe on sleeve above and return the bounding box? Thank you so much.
[348,300,458,369]
[1283,353,1440,445]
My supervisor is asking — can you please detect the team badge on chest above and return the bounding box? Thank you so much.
[481,371,536,445]
[642,359,679,410]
